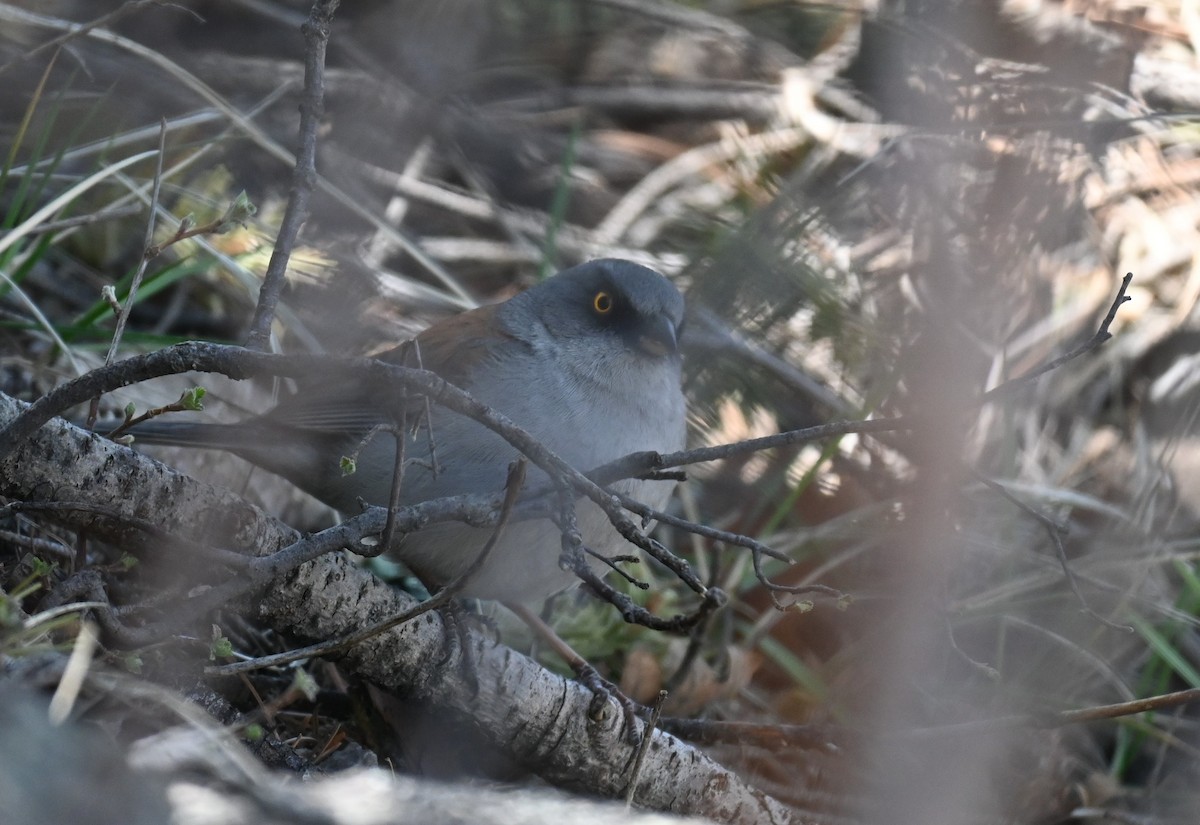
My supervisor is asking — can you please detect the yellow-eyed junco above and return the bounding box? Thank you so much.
[130,259,687,602]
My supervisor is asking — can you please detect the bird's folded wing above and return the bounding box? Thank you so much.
[262,302,512,432]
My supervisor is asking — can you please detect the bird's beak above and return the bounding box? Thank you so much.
[637,315,679,358]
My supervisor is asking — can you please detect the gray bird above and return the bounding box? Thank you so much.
[129,259,687,603]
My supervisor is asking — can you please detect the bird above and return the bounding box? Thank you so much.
[127,259,687,604]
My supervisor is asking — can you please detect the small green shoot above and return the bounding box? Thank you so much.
[289,668,319,702]
[209,626,234,660]
[144,190,257,259]
[105,387,207,440]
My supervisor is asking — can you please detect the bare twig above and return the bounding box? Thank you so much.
[626,689,667,808]
[106,120,166,362]
[244,0,340,349]
[982,272,1133,401]
[589,418,910,483]
[974,472,1133,633]
[611,489,845,607]
[661,685,1200,751]
[906,686,1200,738]
[0,527,73,560]
[83,119,168,429]
[612,490,789,563]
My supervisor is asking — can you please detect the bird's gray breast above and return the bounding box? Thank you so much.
[337,327,685,601]
[461,334,685,476]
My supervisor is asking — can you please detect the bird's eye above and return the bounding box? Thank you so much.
[592,291,613,314]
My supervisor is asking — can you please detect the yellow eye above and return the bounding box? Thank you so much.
[593,291,613,314]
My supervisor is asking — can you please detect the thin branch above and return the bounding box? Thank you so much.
[906,686,1200,738]
[625,690,667,808]
[662,685,1200,751]
[611,489,846,607]
[244,0,340,349]
[612,490,790,564]
[1051,687,1200,725]
[84,119,168,429]
[974,472,1133,633]
[982,272,1133,401]
[591,418,910,483]
[107,120,167,362]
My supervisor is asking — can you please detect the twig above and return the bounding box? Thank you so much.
[377,421,407,556]
[584,547,649,589]
[589,418,910,483]
[141,191,256,258]
[612,490,789,563]
[552,487,720,633]
[84,119,168,429]
[611,489,845,607]
[943,609,1000,681]
[104,387,207,440]
[0,527,74,560]
[106,120,166,362]
[974,472,1133,633]
[1051,687,1200,725]
[906,686,1200,738]
[244,0,340,350]
[661,685,1200,750]
[982,272,1133,401]
[625,689,667,808]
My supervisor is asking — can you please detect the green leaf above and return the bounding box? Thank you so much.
[214,190,256,233]
[180,386,206,411]
[209,625,234,660]
[29,557,54,578]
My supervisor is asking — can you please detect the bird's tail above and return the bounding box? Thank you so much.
[118,419,267,452]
